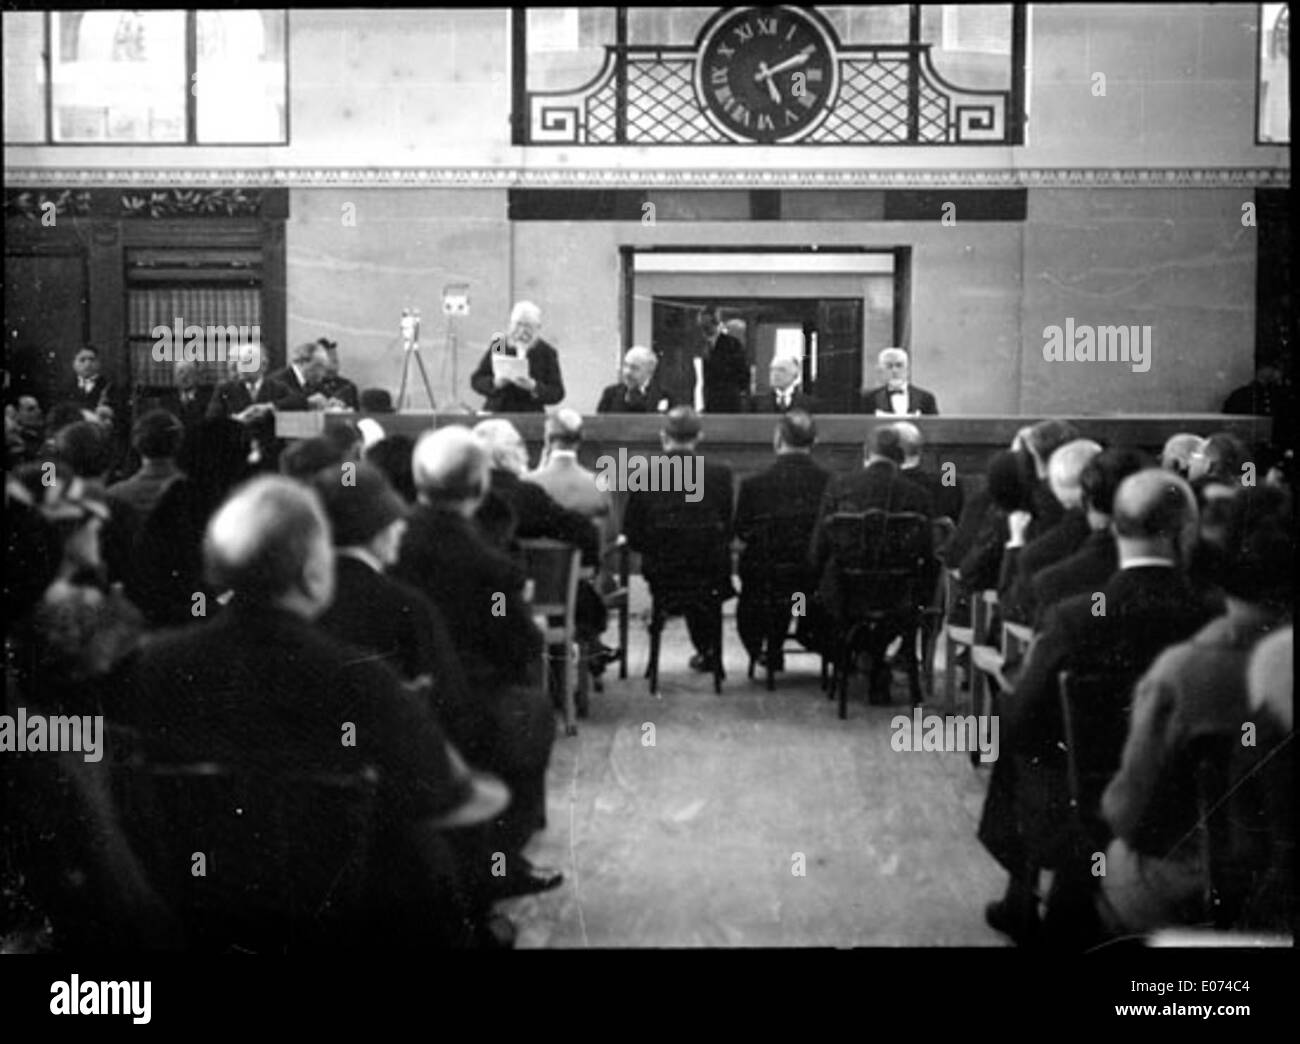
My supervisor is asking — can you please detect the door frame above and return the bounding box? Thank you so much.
[620,245,911,399]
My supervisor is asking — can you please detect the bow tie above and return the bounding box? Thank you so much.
[80,379,95,392]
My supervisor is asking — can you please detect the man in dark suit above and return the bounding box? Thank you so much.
[269,341,332,411]
[894,420,964,522]
[1029,447,1149,628]
[596,345,675,414]
[157,360,213,431]
[979,469,1220,944]
[808,426,935,700]
[317,337,361,411]
[394,426,562,898]
[734,410,831,671]
[63,344,116,415]
[696,306,750,414]
[469,301,565,413]
[120,475,509,949]
[748,355,818,414]
[623,407,736,674]
[996,438,1101,623]
[860,347,939,415]
[206,343,292,468]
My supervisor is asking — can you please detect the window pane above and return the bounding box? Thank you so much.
[1259,3,1289,143]
[821,4,912,44]
[923,5,1012,92]
[526,7,614,93]
[196,10,287,143]
[51,10,187,142]
[3,12,46,142]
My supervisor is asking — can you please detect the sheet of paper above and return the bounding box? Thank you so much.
[491,351,529,383]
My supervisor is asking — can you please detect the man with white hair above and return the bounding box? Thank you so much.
[861,347,939,416]
[122,474,508,948]
[270,341,333,411]
[749,355,817,414]
[469,301,565,413]
[596,345,674,413]
[1160,433,1204,479]
[159,360,212,430]
[472,418,599,563]
[997,438,1102,620]
[394,427,564,899]
[206,341,290,422]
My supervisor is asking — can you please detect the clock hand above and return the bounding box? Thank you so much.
[753,44,815,80]
[756,61,782,104]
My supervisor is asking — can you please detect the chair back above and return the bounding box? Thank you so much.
[1057,670,1139,822]
[112,729,382,952]
[1186,731,1236,929]
[745,511,819,593]
[520,538,582,621]
[827,509,932,616]
[642,511,731,593]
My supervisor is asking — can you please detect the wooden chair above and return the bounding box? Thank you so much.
[597,537,631,683]
[641,517,731,698]
[110,731,384,952]
[738,512,824,691]
[1188,731,1236,930]
[1057,670,1140,851]
[823,509,932,719]
[919,516,956,700]
[941,573,995,713]
[520,538,583,736]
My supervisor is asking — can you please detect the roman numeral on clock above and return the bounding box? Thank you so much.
[757,17,778,36]
[756,112,775,132]
[733,22,754,42]
[710,66,728,86]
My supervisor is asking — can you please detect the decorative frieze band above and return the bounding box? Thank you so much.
[2,165,1289,190]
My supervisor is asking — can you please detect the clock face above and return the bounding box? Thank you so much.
[695,6,838,143]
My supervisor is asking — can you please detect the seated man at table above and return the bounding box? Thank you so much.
[860,347,939,416]
[623,407,735,675]
[597,345,674,414]
[749,356,817,414]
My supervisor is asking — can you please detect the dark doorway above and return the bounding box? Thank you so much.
[4,252,89,406]
[650,296,865,412]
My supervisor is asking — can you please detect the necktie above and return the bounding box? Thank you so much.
[627,387,645,409]
[778,392,790,410]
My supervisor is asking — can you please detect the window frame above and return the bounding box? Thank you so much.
[13,9,291,147]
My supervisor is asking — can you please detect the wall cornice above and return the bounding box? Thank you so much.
[2,165,1289,190]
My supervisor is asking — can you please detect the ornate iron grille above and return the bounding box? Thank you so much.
[521,9,1021,147]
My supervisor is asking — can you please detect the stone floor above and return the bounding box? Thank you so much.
[503,580,1010,947]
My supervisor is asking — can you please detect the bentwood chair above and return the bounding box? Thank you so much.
[520,538,583,736]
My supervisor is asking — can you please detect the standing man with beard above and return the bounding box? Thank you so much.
[470,301,565,413]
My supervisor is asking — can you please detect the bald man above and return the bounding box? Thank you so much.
[394,427,563,899]
[597,345,675,414]
[979,468,1221,944]
[122,475,506,948]
[860,348,938,416]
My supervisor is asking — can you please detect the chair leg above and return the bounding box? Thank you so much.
[562,644,578,736]
[647,610,662,696]
[943,634,957,709]
[618,603,629,680]
[576,645,591,719]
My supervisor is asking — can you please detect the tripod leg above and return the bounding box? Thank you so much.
[397,349,412,411]
[413,349,437,410]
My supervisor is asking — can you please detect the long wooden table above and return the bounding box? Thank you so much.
[279,412,1271,481]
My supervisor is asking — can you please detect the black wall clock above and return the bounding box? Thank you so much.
[694,6,840,143]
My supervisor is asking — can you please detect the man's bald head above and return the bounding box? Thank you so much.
[1161,433,1204,478]
[1112,468,1198,562]
[412,425,490,505]
[1048,438,1103,509]
[776,409,816,452]
[204,475,333,613]
[892,421,923,466]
